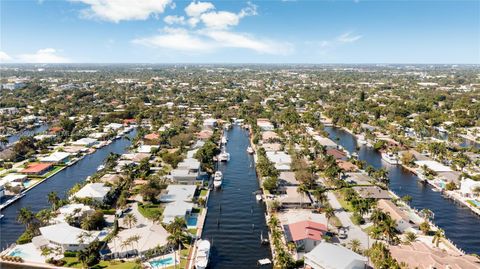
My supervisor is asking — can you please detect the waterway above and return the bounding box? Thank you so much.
[202,126,272,268]
[5,123,50,147]
[0,130,136,249]
[324,126,480,255]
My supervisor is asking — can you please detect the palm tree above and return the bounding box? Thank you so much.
[432,228,445,247]
[47,191,60,211]
[296,183,309,207]
[324,205,335,231]
[313,186,328,207]
[381,217,398,244]
[421,208,433,221]
[347,239,362,254]
[76,249,89,269]
[166,217,186,234]
[370,209,387,226]
[404,231,417,244]
[17,207,35,229]
[268,216,279,229]
[123,213,137,228]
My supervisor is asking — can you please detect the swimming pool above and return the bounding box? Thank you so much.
[149,256,175,267]
[468,200,480,207]
[187,214,198,228]
[8,243,45,262]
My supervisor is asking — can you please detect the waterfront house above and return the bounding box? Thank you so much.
[35,222,99,252]
[304,242,367,269]
[160,185,196,224]
[20,162,54,175]
[460,178,480,198]
[352,186,391,200]
[203,118,217,129]
[262,131,279,142]
[278,171,298,186]
[283,220,327,252]
[197,129,213,140]
[262,143,282,152]
[171,168,199,184]
[103,123,123,132]
[326,149,347,160]
[257,118,274,131]
[389,241,480,269]
[39,151,70,164]
[143,133,160,145]
[266,151,292,171]
[72,137,98,147]
[0,173,28,196]
[73,183,111,202]
[52,203,94,223]
[376,199,417,233]
[312,135,337,150]
[278,186,312,208]
[137,144,158,153]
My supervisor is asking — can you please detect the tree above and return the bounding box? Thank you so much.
[404,231,417,244]
[296,183,309,207]
[324,205,335,231]
[367,242,400,269]
[17,207,35,229]
[77,249,89,269]
[347,239,362,254]
[419,221,430,235]
[401,195,412,205]
[432,228,445,247]
[47,191,60,211]
[312,186,328,207]
[123,213,137,229]
[81,211,105,231]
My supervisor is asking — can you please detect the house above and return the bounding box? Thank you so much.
[304,242,367,269]
[137,145,158,153]
[266,151,292,171]
[197,129,213,140]
[21,162,54,175]
[72,137,98,147]
[326,149,347,160]
[353,186,391,200]
[313,135,337,150]
[39,151,70,164]
[52,203,94,223]
[278,186,312,208]
[262,131,279,142]
[143,133,160,145]
[35,223,99,252]
[389,241,480,269]
[257,118,274,131]
[460,178,480,198]
[279,171,298,186]
[284,220,327,252]
[73,183,111,202]
[103,123,123,132]
[171,168,199,184]
[262,143,282,152]
[160,185,196,224]
[377,199,417,233]
[0,173,28,196]
[203,118,217,128]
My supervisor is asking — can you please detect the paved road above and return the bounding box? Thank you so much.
[327,191,371,250]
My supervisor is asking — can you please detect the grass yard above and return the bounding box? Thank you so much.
[165,248,190,269]
[41,165,65,178]
[199,189,208,197]
[334,191,354,212]
[63,257,140,269]
[138,203,164,220]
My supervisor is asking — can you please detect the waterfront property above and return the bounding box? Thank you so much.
[36,222,100,252]
[73,182,111,203]
[283,220,327,253]
[304,242,367,269]
[20,162,54,175]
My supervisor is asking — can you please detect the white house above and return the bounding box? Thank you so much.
[257,118,274,131]
[72,137,98,147]
[103,123,123,132]
[203,118,217,128]
[39,151,71,164]
[36,223,99,252]
[304,242,367,269]
[73,183,111,202]
[266,151,292,171]
[460,178,480,198]
[160,185,196,224]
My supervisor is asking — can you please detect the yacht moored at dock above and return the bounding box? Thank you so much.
[381,152,399,165]
[213,171,223,188]
[194,240,210,269]
[219,151,230,162]
[247,146,254,154]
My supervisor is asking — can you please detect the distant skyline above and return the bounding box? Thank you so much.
[0,0,479,64]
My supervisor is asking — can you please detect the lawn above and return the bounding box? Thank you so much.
[63,257,140,269]
[41,165,64,178]
[334,191,354,212]
[165,248,190,269]
[199,189,208,197]
[138,203,164,220]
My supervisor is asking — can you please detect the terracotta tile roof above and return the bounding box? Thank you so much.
[21,162,54,174]
[287,220,327,241]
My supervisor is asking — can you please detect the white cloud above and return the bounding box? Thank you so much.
[71,0,172,22]
[132,28,213,52]
[185,1,215,17]
[337,32,362,43]
[133,27,292,55]
[18,48,70,63]
[0,51,12,62]
[199,2,257,29]
[164,15,185,25]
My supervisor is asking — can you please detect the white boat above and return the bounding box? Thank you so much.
[0,214,4,220]
[357,138,367,145]
[219,152,230,162]
[221,136,228,144]
[213,171,223,188]
[381,152,399,165]
[247,146,254,154]
[97,164,105,171]
[195,240,210,269]
[256,194,263,201]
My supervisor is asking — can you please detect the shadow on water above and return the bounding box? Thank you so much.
[325,126,480,255]
[202,126,272,269]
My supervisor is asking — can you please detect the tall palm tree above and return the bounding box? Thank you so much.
[47,191,60,211]
[313,186,328,207]
[347,239,362,254]
[17,207,35,229]
[324,206,335,231]
[76,249,89,269]
[296,183,309,207]
[404,231,417,244]
[123,213,137,228]
[432,228,445,247]
[370,209,387,226]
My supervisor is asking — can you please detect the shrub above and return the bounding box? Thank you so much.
[351,212,364,225]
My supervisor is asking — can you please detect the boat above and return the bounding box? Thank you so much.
[213,171,223,188]
[0,214,4,220]
[256,194,263,201]
[260,231,269,244]
[247,146,254,154]
[357,138,367,145]
[221,136,228,144]
[194,240,210,269]
[381,152,399,165]
[97,164,105,171]
[351,152,359,158]
[218,151,230,162]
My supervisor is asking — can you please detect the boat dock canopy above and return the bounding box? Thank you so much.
[258,258,272,265]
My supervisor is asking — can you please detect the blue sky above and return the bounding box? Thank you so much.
[0,0,479,63]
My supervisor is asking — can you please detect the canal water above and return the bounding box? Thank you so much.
[325,126,480,255]
[202,126,272,269]
[0,130,136,249]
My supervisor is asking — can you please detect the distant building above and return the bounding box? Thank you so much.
[257,118,274,131]
[1,82,26,90]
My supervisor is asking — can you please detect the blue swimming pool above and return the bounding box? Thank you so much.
[469,200,480,207]
[149,257,174,267]
[187,214,198,228]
